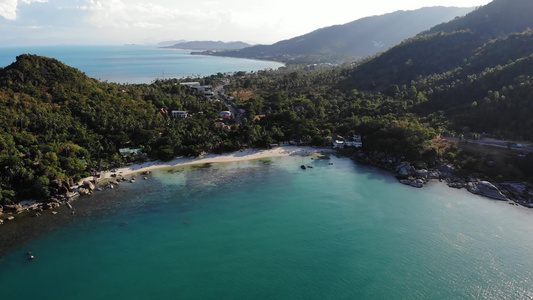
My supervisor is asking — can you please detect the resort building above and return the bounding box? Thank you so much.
[171,111,188,119]
[334,134,363,149]
[180,82,201,88]
[119,148,143,156]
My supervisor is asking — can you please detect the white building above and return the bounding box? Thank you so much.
[335,134,363,148]
[180,82,201,88]
[345,134,363,148]
[333,140,345,149]
[171,111,188,119]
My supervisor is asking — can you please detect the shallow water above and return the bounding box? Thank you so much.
[1,155,533,299]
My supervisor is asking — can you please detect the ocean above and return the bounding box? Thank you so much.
[0,45,284,84]
[1,154,532,299]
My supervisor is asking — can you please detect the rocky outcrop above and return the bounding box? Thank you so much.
[467,181,509,201]
[498,182,533,207]
[3,204,23,214]
[78,180,96,195]
[341,148,533,206]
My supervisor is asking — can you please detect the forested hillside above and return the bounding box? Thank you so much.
[341,0,533,140]
[0,55,234,203]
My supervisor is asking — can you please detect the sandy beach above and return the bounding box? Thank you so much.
[100,146,334,180]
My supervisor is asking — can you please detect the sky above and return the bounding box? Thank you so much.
[0,0,493,46]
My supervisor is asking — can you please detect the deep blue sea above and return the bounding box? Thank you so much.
[0,45,284,84]
[1,155,533,299]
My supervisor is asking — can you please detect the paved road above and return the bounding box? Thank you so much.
[215,85,242,124]
[448,137,533,152]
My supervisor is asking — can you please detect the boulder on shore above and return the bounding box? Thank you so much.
[467,181,508,201]
[79,188,91,195]
[3,204,23,214]
[82,181,95,191]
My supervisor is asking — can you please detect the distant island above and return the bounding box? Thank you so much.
[162,41,252,51]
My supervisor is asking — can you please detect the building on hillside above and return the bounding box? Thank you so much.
[345,134,363,148]
[171,111,188,119]
[180,82,201,88]
[219,111,232,119]
[353,134,363,148]
[119,148,143,156]
[334,134,363,149]
[333,139,345,149]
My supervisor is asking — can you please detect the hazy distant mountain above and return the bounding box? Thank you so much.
[213,6,474,62]
[164,41,251,51]
[158,40,188,47]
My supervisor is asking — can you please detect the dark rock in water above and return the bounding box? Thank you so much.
[306,166,313,169]
[447,182,464,189]
[410,179,425,188]
[300,165,307,170]
[400,179,412,186]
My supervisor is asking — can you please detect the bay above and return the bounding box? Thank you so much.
[0,45,284,84]
[1,155,532,299]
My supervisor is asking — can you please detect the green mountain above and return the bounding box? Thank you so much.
[340,0,533,140]
[343,0,533,91]
[0,54,231,203]
[164,41,251,51]
[211,7,473,62]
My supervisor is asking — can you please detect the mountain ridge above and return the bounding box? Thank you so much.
[208,6,474,63]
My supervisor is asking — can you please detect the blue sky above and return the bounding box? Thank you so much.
[0,0,492,46]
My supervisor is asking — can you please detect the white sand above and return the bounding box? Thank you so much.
[100,146,334,180]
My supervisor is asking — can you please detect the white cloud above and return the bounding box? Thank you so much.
[0,0,46,20]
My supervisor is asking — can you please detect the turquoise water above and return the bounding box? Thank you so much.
[1,155,533,299]
[0,45,284,84]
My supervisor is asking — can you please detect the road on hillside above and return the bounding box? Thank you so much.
[446,137,533,152]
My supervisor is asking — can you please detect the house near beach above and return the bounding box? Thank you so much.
[119,148,143,156]
[333,134,363,149]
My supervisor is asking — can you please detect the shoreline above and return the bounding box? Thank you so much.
[0,146,333,256]
[99,146,332,181]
